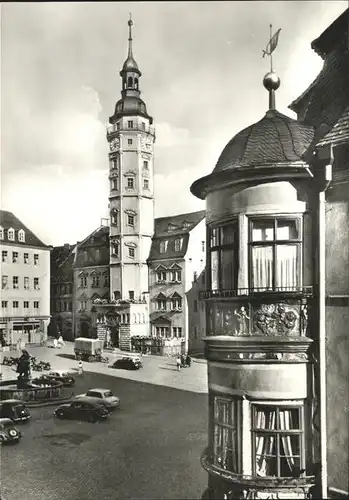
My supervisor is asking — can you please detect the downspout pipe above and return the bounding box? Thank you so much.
[316,143,333,499]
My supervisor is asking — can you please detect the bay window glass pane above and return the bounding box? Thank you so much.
[210,228,219,248]
[222,224,236,245]
[251,246,273,289]
[211,250,219,290]
[221,248,235,289]
[277,219,299,240]
[276,245,298,289]
[252,220,274,241]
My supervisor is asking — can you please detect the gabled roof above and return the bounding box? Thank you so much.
[311,8,348,59]
[74,226,110,268]
[0,210,49,248]
[154,210,205,237]
[51,244,75,279]
[317,106,349,147]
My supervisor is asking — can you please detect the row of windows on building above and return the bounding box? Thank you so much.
[156,269,182,283]
[209,217,302,292]
[53,284,73,296]
[159,240,205,254]
[110,158,149,172]
[110,212,136,227]
[53,300,72,313]
[79,275,109,288]
[2,251,40,265]
[212,396,304,479]
[154,327,183,338]
[155,296,182,312]
[110,177,150,191]
[110,242,136,259]
[2,300,40,309]
[0,228,26,242]
[114,119,147,131]
[2,276,41,290]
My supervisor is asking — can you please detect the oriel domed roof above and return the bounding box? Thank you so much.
[122,54,140,74]
[113,95,150,120]
[214,109,314,173]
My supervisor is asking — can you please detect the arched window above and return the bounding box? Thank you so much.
[134,78,139,89]
[18,229,25,242]
[127,76,133,88]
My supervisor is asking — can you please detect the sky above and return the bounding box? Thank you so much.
[1,1,347,246]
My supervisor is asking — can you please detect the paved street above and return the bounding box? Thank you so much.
[1,370,208,500]
[0,343,208,394]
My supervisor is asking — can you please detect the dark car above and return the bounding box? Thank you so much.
[0,418,22,444]
[37,370,75,387]
[111,357,142,370]
[0,400,31,423]
[53,397,109,423]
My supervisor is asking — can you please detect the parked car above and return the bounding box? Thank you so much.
[36,370,75,387]
[74,388,120,411]
[111,357,142,370]
[0,418,22,444]
[53,397,109,423]
[0,400,31,423]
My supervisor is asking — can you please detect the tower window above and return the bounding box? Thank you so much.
[159,240,168,254]
[112,242,120,257]
[143,160,149,170]
[174,238,182,252]
[116,122,120,130]
[128,120,133,128]
[128,247,135,258]
[127,215,135,226]
[111,178,118,190]
[141,122,145,130]
[143,179,149,190]
[127,177,134,188]
[128,139,133,145]
[134,78,139,89]
[127,77,133,88]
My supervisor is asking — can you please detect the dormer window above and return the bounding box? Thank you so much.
[18,229,25,242]
[8,228,15,241]
[159,240,168,254]
[182,221,189,229]
[174,238,183,252]
[143,179,149,190]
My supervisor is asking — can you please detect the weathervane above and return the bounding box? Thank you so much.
[262,24,281,72]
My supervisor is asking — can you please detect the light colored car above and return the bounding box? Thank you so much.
[74,388,120,411]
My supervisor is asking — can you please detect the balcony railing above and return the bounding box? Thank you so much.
[107,123,156,136]
[200,286,313,300]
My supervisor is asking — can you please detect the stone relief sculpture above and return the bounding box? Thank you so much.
[233,306,251,336]
[300,304,308,336]
[253,303,298,336]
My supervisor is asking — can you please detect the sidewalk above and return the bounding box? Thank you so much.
[0,342,208,394]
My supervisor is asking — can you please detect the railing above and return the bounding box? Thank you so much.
[200,286,313,300]
[107,123,156,136]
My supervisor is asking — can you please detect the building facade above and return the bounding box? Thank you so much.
[73,226,110,339]
[289,9,349,497]
[0,210,51,346]
[187,269,207,356]
[147,211,206,355]
[50,243,75,340]
[191,9,348,500]
[92,18,154,351]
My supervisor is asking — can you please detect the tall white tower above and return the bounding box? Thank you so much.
[107,17,155,302]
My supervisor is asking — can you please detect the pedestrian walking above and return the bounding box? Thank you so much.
[78,359,84,375]
[53,338,58,348]
[176,355,181,371]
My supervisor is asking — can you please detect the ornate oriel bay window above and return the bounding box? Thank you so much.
[249,217,302,292]
[209,221,238,291]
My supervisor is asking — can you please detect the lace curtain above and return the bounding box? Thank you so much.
[252,245,298,290]
[213,399,238,473]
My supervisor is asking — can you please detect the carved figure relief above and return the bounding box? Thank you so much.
[253,303,298,336]
[300,304,308,336]
[233,306,251,336]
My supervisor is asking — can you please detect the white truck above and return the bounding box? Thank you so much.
[74,338,109,363]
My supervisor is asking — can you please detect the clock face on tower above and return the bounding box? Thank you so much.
[110,138,120,152]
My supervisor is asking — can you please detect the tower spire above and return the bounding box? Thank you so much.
[128,13,133,58]
[262,24,282,110]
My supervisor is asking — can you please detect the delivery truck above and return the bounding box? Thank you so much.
[74,338,109,363]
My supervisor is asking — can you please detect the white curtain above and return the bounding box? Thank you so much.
[214,401,237,472]
[255,409,276,476]
[279,410,297,473]
[252,247,273,290]
[276,245,297,291]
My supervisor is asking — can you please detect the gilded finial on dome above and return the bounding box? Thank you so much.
[262,24,282,111]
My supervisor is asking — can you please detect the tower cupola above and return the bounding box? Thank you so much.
[110,15,152,124]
